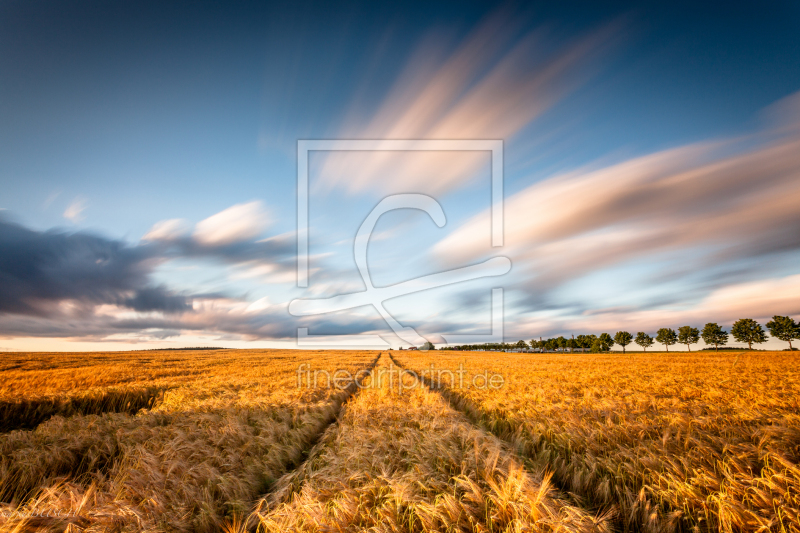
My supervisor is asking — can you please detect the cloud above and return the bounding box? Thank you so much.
[506,272,800,339]
[143,208,294,265]
[0,218,321,342]
[121,286,192,313]
[230,261,298,284]
[140,203,297,285]
[160,230,297,281]
[0,294,392,341]
[434,94,800,295]
[43,191,61,210]
[142,219,191,241]
[314,15,621,196]
[193,201,270,246]
[63,197,88,222]
[0,217,452,343]
[0,220,187,317]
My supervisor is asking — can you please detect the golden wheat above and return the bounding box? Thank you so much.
[3,348,797,533]
[395,350,800,533]
[252,353,612,533]
[0,349,377,533]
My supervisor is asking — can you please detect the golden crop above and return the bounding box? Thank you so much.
[252,353,611,533]
[395,350,800,533]
[0,349,376,532]
[1,349,797,533]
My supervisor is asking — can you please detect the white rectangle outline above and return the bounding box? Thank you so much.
[296,139,504,347]
[297,139,504,288]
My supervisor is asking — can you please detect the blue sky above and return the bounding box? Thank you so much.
[1,0,800,350]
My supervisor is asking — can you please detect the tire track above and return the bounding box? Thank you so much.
[386,352,625,531]
[250,352,613,533]
[267,351,382,484]
[244,352,382,530]
[1,353,383,532]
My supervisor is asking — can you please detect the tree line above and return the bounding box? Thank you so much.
[441,315,800,352]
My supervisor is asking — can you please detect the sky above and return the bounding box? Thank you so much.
[1,0,800,351]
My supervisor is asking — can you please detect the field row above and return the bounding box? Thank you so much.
[251,352,610,533]
[0,350,378,532]
[394,351,800,533]
[2,349,798,533]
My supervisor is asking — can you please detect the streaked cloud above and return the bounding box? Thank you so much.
[0,216,446,343]
[42,191,61,210]
[507,272,800,340]
[435,92,800,296]
[315,15,621,196]
[63,197,88,222]
[0,220,184,317]
[142,218,191,242]
[192,201,270,246]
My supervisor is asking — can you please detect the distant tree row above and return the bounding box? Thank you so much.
[439,316,799,352]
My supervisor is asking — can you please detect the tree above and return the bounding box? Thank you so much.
[635,332,654,351]
[556,336,567,352]
[585,334,598,349]
[421,341,436,351]
[575,335,588,350]
[515,340,528,350]
[614,331,632,353]
[701,323,728,351]
[598,333,615,352]
[590,339,604,353]
[765,315,800,350]
[656,328,677,352]
[677,326,700,352]
[566,337,577,353]
[730,318,767,350]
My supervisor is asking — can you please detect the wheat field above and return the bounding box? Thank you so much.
[0,349,797,532]
[392,350,800,533]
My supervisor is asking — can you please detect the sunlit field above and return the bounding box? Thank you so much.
[1,349,798,532]
[0,349,377,532]
[394,350,800,533]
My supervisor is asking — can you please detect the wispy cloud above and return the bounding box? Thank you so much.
[42,191,61,210]
[505,272,800,339]
[315,15,622,196]
[142,219,191,242]
[143,203,296,280]
[192,201,270,246]
[63,197,88,222]
[435,91,800,298]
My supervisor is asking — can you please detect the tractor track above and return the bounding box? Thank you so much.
[244,351,382,530]
[386,352,632,532]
